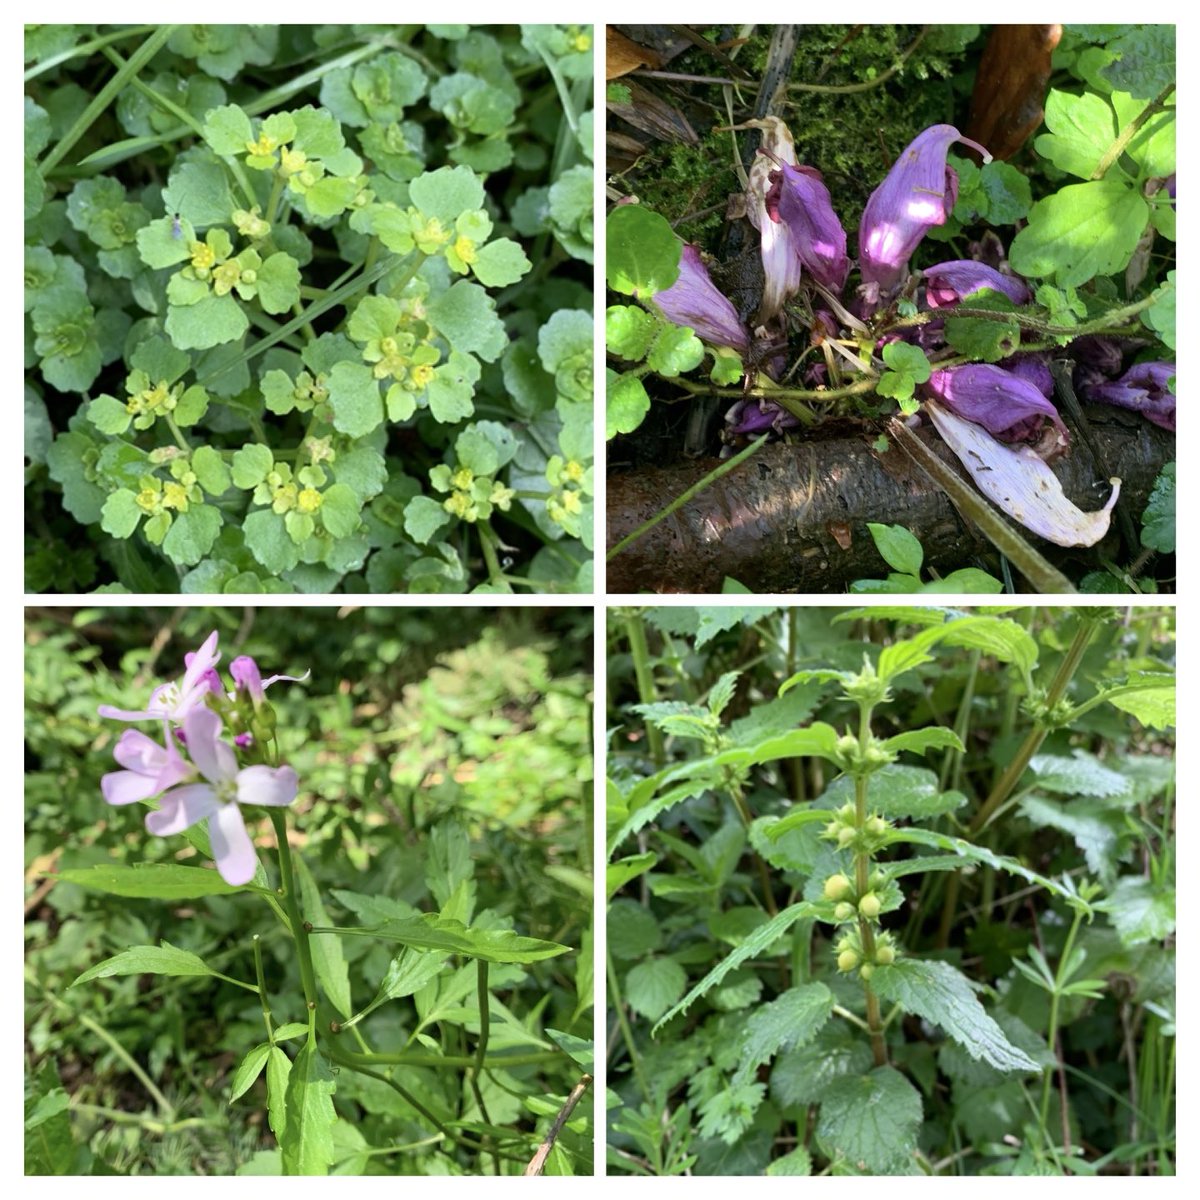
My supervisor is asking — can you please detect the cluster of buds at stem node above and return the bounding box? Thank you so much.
[820,804,893,855]
[1021,688,1076,730]
[840,658,891,708]
[831,732,896,776]
[835,930,899,976]
[822,870,889,925]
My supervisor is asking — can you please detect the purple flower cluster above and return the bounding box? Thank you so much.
[99,632,308,885]
[636,119,1174,458]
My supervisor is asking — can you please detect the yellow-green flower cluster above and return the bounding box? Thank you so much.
[123,369,182,431]
[430,464,514,524]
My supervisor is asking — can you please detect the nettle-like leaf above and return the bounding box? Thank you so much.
[816,1067,923,1173]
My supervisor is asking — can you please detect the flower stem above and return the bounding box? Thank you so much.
[252,934,275,1043]
[268,808,319,1012]
[855,701,888,1067]
[470,960,501,1174]
[622,611,665,768]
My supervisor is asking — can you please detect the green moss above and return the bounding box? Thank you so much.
[616,24,980,248]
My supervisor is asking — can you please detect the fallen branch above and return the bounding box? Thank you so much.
[606,411,1172,592]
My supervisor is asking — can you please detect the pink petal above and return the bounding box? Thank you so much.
[181,632,221,694]
[237,764,299,808]
[102,770,161,806]
[97,704,158,722]
[183,707,238,785]
[210,804,257,886]
[651,244,749,352]
[112,729,169,774]
[145,783,219,835]
[926,400,1120,547]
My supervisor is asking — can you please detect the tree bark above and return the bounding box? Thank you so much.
[606,411,1172,593]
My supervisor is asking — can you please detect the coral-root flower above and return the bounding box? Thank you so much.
[147,707,299,886]
[98,631,221,725]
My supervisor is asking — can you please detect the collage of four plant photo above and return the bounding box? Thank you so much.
[25,22,1176,1179]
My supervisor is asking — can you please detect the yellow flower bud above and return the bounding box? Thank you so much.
[858,893,882,919]
[837,949,859,973]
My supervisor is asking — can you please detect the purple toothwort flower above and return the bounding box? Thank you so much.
[859,125,991,304]
[147,708,299,886]
[1083,361,1176,432]
[725,397,803,436]
[651,244,749,352]
[97,631,222,725]
[101,730,195,807]
[766,161,850,297]
[924,364,1068,449]
[230,655,309,708]
[744,116,803,323]
[923,260,1031,308]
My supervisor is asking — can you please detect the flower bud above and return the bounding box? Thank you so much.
[865,815,889,837]
[875,944,896,966]
[858,893,882,919]
[836,826,857,849]
[860,963,874,981]
[823,873,853,901]
[837,949,859,972]
[834,902,855,922]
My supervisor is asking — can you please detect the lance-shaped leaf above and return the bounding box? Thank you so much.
[925,399,1119,547]
[924,363,1068,445]
[743,116,803,323]
[1082,360,1176,432]
[859,125,990,300]
[649,243,749,352]
[923,260,1031,308]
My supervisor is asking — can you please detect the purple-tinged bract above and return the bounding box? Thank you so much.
[767,161,850,295]
[1083,361,1176,432]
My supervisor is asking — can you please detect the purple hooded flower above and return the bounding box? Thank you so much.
[924,363,1068,448]
[652,244,749,352]
[765,161,850,296]
[859,125,991,302]
[744,117,803,323]
[1083,361,1176,432]
[1004,354,1054,398]
[923,260,1031,308]
[725,397,803,436]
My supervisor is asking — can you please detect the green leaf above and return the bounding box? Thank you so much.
[256,253,302,314]
[89,393,133,435]
[365,913,571,963]
[652,902,818,1033]
[408,164,485,223]
[767,1148,812,1176]
[944,306,1021,363]
[771,1025,875,1108]
[404,495,452,544]
[1028,751,1130,798]
[265,1046,291,1141]
[606,852,658,900]
[243,509,302,574]
[230,1043,272,1102]
[882,728,965,758]
[294,853,351,1019]
[426,349,480,422]
[165,292,250,350]
[1101,25,1175,99]
[731,983,835,1086]
[1009,179,1149,287]
[328,361,383,437]
[606,304,657,361]
[319,484,362,539]
[606,204,681,296]
[1142,270,1175,349]
[1035,89,1119,179]
[867,523,923,576]
[100,490,142,539]
[624,957,688,1022]
[1019,794,1121,882]
[1096,876,1175,945]
[279,1035,337,1177]
[815,766,969,823]
[1141,462,1175,552]
[202,103,254,155]
[881,341,931,382]
[471,238,530,287]
[606,369,650,439]
[646,325,703,376]
[427,281,506,362]
[871,959,1038,1072]
[816,1067,922,1174]
[192,445,233,496]
[1093,673,1175,729]
[55,864,244,899]
[70,940,225,988]
[231,443,274,489]
[162,505,222,566]
[979,160,1032,224]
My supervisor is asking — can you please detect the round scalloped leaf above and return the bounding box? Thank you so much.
[319,484,362,539]
[162,505,222,566]
[100,490,142,538]
[408,164,485,223]
[165,293,249,350]
[255,252,301,314]
[470,238,530,287]
[191,445,232,496]
[243,509,302,573]
[328,361,383,437]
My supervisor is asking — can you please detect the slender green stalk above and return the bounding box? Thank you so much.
[320,1044,561,1069]
[470,960,500,1174]
[607,433,770,563]
[607,947,651,1105]
[1039,907,1088,1140]
[252,934,275,1043]
[41,26,177,174]
[268,809,319,1011]
[77,1011,176,1119]
[25,25,158,81]
[478,523,512,593]
[623,611,665,767]
[1092,84,1175,180]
